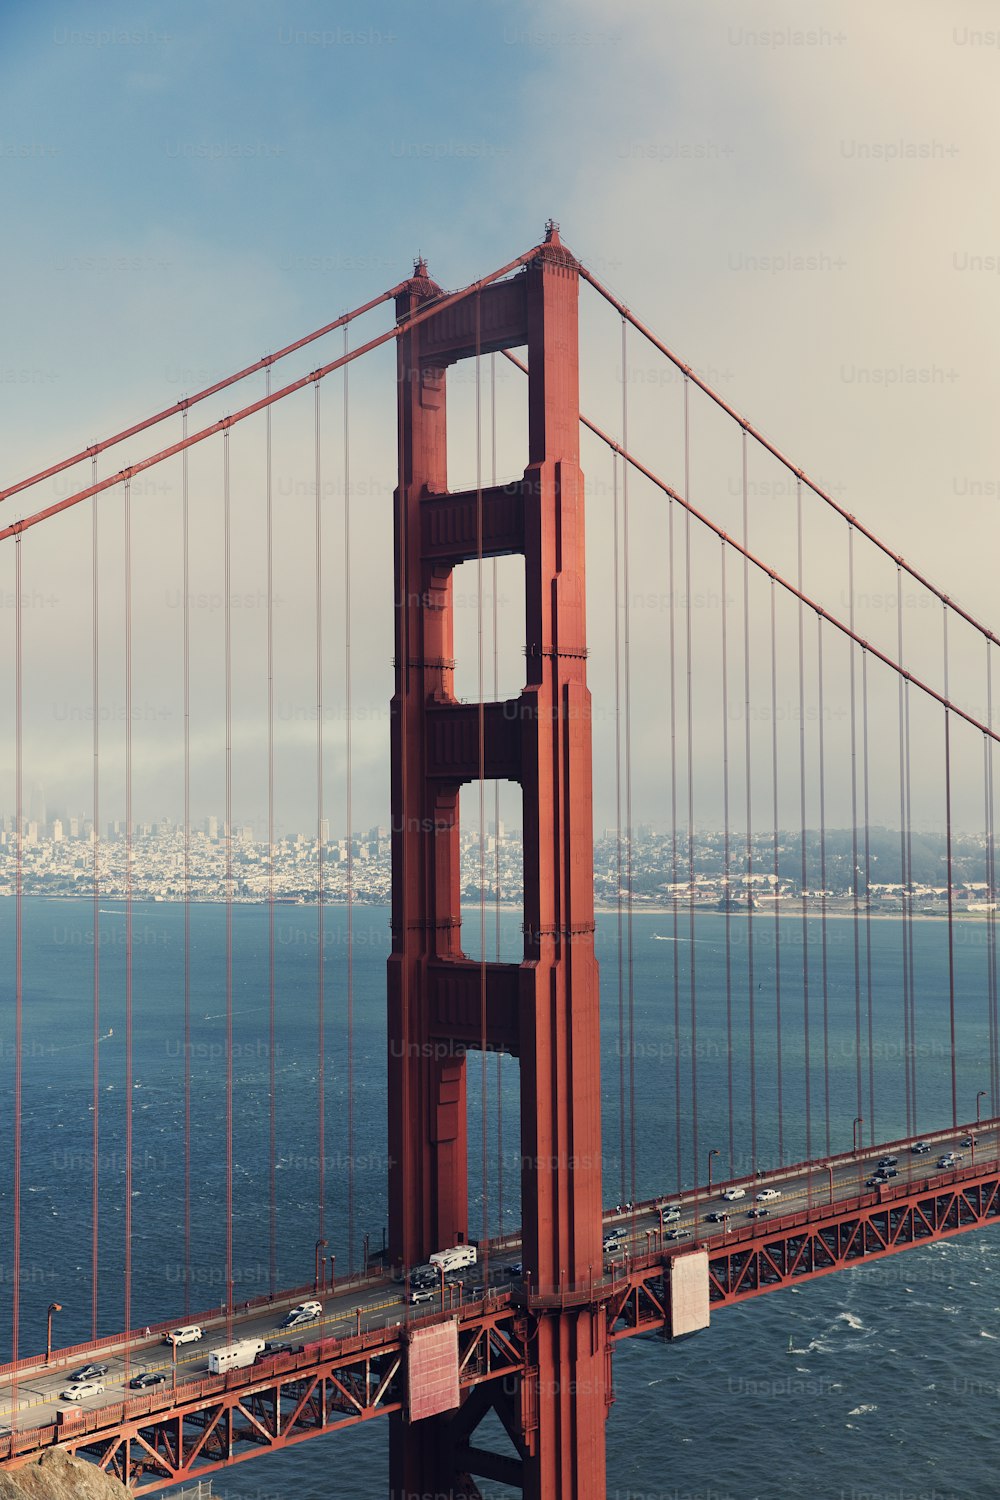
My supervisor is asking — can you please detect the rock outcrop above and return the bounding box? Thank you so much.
[0,1448,131,1498]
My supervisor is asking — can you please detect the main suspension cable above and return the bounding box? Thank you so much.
[0,287,408,508]
[578,266,1000,652]
[3,246,549,547]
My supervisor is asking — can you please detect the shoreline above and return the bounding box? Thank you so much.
[9,894,994,922]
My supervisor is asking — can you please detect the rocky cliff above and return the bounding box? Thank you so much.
[0,1448,131,1498]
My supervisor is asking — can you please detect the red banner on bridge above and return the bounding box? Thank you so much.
[407,1320,460,1423]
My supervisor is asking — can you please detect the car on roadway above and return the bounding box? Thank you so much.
[409,1289,434,1305]
[61,1380,105,1401]
[755,1188,780,1202]
[706,1210,729,1223]
[164,1325,203,1346]
[71,1363,109,1382]
[660,1209,681,1224]
[128,1371,166,1389]
[255,1341,301,1361]
[878,1156,898,1168]
[747,1207,769,1218]
[505,1262,523,1277]
[605,1226,627,1241]
[281,1300,322,1329]
[911,1141,931,1154]
[866,1175,890,1188]
[665,1227,691,1240]
[877,1166,898,1178]
[961,1137,977,1148]
[722,1188,746,1201]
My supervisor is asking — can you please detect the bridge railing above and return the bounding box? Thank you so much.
[0,1292,528,1464]
[0,1263,392,1381]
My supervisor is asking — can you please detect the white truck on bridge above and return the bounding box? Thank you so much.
[208,1338,265,1373]
[429,1245,477,1273]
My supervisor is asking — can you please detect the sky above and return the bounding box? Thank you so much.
[2,0,1000,841]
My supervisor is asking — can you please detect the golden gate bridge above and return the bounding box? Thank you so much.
[0,223,998,1496]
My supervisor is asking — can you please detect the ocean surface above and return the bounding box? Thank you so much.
[2,896,999,1499]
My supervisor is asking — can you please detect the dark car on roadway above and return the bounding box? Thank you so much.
[128,1371,166,1389]
[255,1342,302,1362]
[71,1363,109,1382]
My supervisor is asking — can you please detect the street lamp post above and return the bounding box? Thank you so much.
[45,1303,62,1364]
[853,1117,864,1155]
[826,1163,835,1205]
[707,1148,721,1192]
[977,1090,987,1124]
[314,1238,328,1294]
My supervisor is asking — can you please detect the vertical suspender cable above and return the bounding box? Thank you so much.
[905,674,918,1125]
[123,475,134,1356]
[796,481,811,1164]
[684,379,699,1187]
[475,296,489,1269]
[620,319,637,1214]
[223,433,234,1336]
[612,451,626,1206]
[741,431,757,1174]
[943,606,958,1128]
[314,385,326,1250]
[720,541,735,1177]
[491,351,503,1234]
[987,642,999,1114]
[91,455,101,1338]
[769,577,784,1161]
[12,535,23,1404]
[817,616,831,1158]
[988,722,999,1115]
[395,293,412,1277]
[848,530,864,1131]
[182,414,192,1317]
[668,484,682,1198]
[343,329,355,1268]
[266,372,277,1296]
[897,569,913,1136]
[863,652,876,1141]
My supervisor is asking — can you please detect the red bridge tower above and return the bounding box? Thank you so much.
[387,224,609,1497]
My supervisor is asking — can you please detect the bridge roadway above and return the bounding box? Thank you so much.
[0,1117,994,1434]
